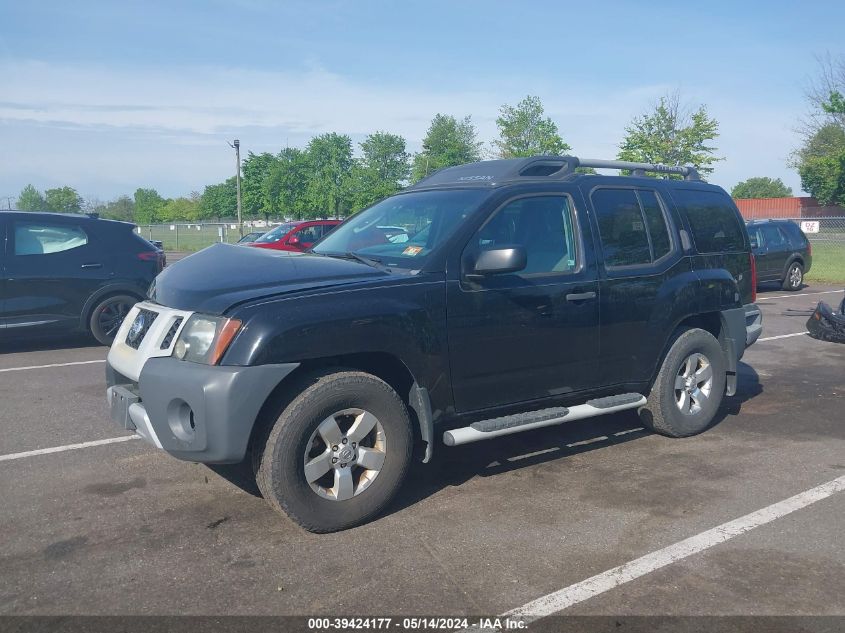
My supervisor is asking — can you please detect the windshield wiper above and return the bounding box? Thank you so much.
[344,252,391,272]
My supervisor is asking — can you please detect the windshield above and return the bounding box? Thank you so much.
[313,189,488,268]
[254,223,297,243]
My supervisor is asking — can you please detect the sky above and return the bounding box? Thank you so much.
[1,0,844,204]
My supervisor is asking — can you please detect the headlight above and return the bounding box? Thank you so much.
[173,315,242,365]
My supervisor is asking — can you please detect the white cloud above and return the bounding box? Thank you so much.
[0,58,806,198]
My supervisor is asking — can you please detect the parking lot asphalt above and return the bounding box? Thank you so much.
[0,284,843,618]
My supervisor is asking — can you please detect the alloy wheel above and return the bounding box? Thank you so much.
[789,265,802,288]
[98,300,132,339]
[673,353,713,415]
[303,408,387,501]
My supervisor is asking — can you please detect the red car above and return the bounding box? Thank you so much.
[248,220,341,252]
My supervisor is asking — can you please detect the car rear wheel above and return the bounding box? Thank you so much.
[782,262,803,291]
[255,369,413,532]
[89,294,137,345]
[639,327,726,438]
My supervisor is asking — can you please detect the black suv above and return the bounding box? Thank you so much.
[746,219,812,291]
[105,156,762,532]
[0,211,164,345]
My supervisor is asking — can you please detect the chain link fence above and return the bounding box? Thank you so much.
[135,223,254,251]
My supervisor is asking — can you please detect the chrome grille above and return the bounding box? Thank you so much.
[125,308,159,349]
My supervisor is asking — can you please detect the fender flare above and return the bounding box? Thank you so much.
[780,254,804,281]
[408,382,434,463]
[79,283,146,330]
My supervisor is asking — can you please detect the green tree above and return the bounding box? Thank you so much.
[133,188,166,224]
[350,131,410,210]
[44,186,83,213]
[793,55,845,206]
[305,133,353,217]
[617,92,722,177]
[493,95,570,158]
[199,178,238,220]
[100,195,135,222]
[411,114,482,182]
[822,90,845,116]
[159,197,201,221]
[795,124,845,206]
[263,147,310,219]
[241,151,280,219]
[731,177,793,199]
[17,184,47,211]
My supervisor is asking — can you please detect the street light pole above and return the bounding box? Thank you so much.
[229,139,243,237]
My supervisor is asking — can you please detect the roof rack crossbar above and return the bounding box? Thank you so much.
[573,158,700,181]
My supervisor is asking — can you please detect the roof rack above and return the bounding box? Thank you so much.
[409,155,701,189]
[574,158,700,181]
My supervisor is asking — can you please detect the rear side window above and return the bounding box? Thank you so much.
[782,222,807,247]
[14,222,88,255]
[638,190,672,260]
[760,225,787,249]
[673,189,745,253]
[591,188,673,268]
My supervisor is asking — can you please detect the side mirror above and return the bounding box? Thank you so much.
[288,235,300,245]
[470,246,527,277]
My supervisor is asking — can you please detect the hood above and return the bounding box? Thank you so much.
[149,243,387,314]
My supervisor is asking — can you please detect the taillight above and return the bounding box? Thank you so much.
[137,251,158,261]
[807,241,812,257]
[750,253,757,303]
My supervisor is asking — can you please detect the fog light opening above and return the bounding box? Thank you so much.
[167,399,196,442]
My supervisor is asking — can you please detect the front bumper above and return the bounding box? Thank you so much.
[106,357,299,463]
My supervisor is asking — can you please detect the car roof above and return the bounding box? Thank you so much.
[746,219,795,225]
[0,210,134,228]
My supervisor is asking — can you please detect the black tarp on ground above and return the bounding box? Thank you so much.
[807,294,845,344]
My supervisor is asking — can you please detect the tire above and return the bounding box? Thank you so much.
[782,262,803,291]
[255,370,413,533]
[88,294,138,346]
[639,328,726,438]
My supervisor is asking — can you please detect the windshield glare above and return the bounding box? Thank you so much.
[254,223,297,243]
[313,189,487,267]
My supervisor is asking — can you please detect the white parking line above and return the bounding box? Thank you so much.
[758,289,842,302]
[0,435,140,462]
[0,359,106,373]
[758,332,809,342]
[501,475,845,621]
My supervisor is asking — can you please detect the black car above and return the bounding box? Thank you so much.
[0,211,164,345]
[106,156,762,532]
[746,219,812,291]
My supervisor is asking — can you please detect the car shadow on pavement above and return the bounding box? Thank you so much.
[207,363,762,521]
[0,333,101,353]
[384,361,763,520]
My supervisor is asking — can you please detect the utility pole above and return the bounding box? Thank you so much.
[228,139,243,237]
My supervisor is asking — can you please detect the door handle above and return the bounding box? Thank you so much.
[81,263,103,269]
[566,291,596,302]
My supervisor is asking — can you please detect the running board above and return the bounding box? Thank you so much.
[442,393,646,446]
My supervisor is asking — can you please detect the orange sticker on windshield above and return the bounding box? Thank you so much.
[403,246,423,256]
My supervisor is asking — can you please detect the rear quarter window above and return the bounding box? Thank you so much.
[673,189,746,253]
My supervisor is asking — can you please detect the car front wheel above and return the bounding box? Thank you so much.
[255,370,413,532]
